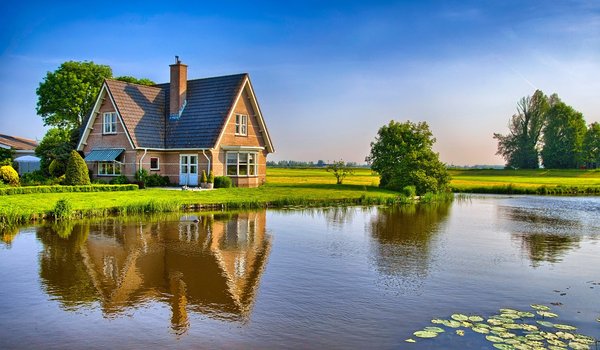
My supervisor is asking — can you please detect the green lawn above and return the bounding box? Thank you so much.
[2,167,599,224]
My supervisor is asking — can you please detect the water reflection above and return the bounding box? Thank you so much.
[368,203,450,293]
[500,206,583,267]
[36,211,271,335]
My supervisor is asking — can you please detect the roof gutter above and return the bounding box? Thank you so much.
[139,148,148,175]
[202,149,211,175]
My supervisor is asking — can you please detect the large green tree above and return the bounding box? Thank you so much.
[493,90,550,169]
[36,61,113,129]
[541,101,587,169]
[582,122,600,168]
[35,128,78,176]
[366,120,449,195]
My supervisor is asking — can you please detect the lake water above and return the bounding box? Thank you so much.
[1,195,599,349]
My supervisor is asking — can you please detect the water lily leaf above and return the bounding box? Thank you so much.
[556,331,575,340]
[493,344,514,350]
[530,304,550,311]
[525,334,544,341]
[405,338,416,343]
[461,321,473,328]
[503,323,522,330]
[472,326,490,334]
[596,317,600,323]
[413,330,438,338]
[536,320,555,328]
[491,326,507,332]
[456,330,465,336]
[547,338,566,347]
[431,318,445,324]
[423,326,444,333]
[487,318,505,326]
[574,335,596,345]
[568,341,590,350]
[513,344,532,350]
[517,311,535,318]
[486,335,505,343]
[541,331,558,340]
[442,320,462,328]
[537,310,558,318]
[499,308,520,314]
[501,313,521,320]
[468,315,484,322]
[553,323,576,331]
[499,332,516,339]
[451,313,469,321]
[473,323,490,328]
[548,346,567,350]
[525,340,544,347]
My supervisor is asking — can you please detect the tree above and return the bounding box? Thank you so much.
[115,76,156,86]
[326,160,354,184]
[64,150,90,185]
[583,122,600,168]
[366,120,449,195]
[35,128,77,176]
[37,61,113,129]
[541,101,587,169]
[493,90,550,169]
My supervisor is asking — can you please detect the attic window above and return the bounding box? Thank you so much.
[235,114,247,136]
[103,112,117,134]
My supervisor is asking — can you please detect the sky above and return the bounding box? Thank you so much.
[1,0,599,165]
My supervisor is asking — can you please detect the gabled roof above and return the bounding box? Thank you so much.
[0,134,38,150]
[79,73,274,151]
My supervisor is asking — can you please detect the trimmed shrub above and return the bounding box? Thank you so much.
[208,172,214,184]
[0,165,19,186]
[145,174,170,187]
[0,184,138,196]
[52,198,72,220]
[201,170,208,183]
[109,175,129,184]
[214,176,232,188]
[64,151,90,185]
[49,159,66,177]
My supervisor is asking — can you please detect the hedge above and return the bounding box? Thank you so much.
[0,184,139,196]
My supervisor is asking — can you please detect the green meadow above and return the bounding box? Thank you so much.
[2,167,599,225]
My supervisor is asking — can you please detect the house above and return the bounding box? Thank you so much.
[0,134,40,174]
[77,57,274,187]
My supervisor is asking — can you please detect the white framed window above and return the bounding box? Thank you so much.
[235,114,247,136]
[98,162,121,176]
[103,112,117,134]
[150,157,159,170]
[226,152,257,176]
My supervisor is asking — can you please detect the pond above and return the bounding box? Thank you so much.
[0,195,599,349]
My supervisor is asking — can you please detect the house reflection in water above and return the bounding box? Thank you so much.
[37,211,271,336]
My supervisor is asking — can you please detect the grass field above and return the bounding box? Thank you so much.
[2,167,599,225]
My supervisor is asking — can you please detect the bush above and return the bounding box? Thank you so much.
[214,176,233,188]
[64,151,90,185]
[0,184,138,196]
[49,159,66,177]
[402,185,416,197]
[208,172,214,184]
[135,168,149,182]
[145,174,170,187]
[201,170,208,183]
[0,165,19,186]
[109,175,129,184]
[52,198,72,220]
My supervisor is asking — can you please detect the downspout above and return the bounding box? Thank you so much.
[139,148,148,176]
[202,149,211,175]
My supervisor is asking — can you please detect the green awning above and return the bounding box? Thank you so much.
[84,148,125,162]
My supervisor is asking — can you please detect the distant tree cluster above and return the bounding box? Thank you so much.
[266,160,367,168]
[494,90,599,169]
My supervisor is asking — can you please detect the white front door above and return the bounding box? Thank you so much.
[179,154,198,186]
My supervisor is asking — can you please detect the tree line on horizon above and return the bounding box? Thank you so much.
[494,90,600,169]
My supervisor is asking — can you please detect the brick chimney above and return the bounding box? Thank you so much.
[169,56,187,119]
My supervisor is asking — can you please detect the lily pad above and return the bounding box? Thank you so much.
[423,326,444,333]
[430,318,445,324]
[556,331,575,340]
[517,311,535,318]
[456,330,465,336]
[499,308,520,314]
[530,304,550,311]
[487,318,505,326]
[525,334,544,341]
[493,344,514,350]
[468,315,484,322]
[413,330,438,338]
[537,310,558,318]
[574,335,596,345]
[486,335,505,343]
[547,338,567,347]
[596,317,600,323]
[536,320,555,328]
[501,313,521,320]
[451,313,469,321]
[568,341,590,350]
[405,339,416,343]
[553,323,576,331]
[472,326,490,334]
[441,319,462,328]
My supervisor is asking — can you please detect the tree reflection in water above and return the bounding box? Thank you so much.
[368,203,450,294]
[36,211,271,336]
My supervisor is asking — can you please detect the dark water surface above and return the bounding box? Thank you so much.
[1,196,599,349]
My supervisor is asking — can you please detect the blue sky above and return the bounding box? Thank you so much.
[1,0,599,165]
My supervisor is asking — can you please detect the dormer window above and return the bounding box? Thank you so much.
[103,112,117,134]
[235,114,247,136]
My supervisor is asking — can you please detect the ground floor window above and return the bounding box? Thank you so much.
[150,157,159,170]
[98,162,121,176]
[226,152,257,176]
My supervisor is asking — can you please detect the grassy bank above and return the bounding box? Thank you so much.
[449,169,600,194]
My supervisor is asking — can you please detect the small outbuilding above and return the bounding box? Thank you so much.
[0,134,40,174]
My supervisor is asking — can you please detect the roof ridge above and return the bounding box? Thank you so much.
[105,78,164,91]
[154,72,248,86]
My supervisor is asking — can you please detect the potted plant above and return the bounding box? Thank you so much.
[206,171,214,189]
[200,170,208,189]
